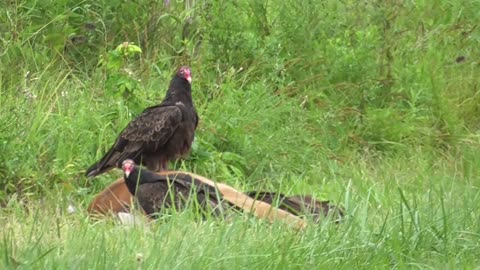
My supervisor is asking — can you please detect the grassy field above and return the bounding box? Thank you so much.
[1,155,479,269]
[1,0,480,268]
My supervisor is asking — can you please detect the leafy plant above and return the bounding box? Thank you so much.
[99,42,143,106]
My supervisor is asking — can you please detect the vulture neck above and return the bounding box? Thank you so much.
[163,76,193,105]
[124,169,141,195]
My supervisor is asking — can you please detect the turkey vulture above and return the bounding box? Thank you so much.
[88,179,344,224]
[119,160,308,228]
[244,191,344,223]
[85,66,198,178]
[88,167,344,228]
[121,159,229,218]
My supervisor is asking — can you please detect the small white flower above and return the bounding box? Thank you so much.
[67,204,77,214]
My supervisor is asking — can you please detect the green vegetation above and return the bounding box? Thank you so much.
[1,0,479,268]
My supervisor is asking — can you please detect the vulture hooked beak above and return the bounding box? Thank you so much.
[179,66,192,84]
[122,159,135,178]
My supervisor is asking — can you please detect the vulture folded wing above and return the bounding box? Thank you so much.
[85,105,184,176]
[245,191,344,222]
[134,172,225,217]
[119,105,183,152]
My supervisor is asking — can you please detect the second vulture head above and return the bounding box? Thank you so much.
[122,159,135,178]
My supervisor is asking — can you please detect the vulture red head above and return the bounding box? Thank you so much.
[122,159,135,178]
[177,66,192,84]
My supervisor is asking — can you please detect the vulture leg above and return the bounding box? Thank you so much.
[142,155,168,172]
[160,160,169,172]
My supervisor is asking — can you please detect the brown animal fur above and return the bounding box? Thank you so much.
[88,171,320,229]
[87,178,135,216]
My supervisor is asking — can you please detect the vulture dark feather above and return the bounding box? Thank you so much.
[121,160,229,218]
[245,191,344,222]
[85,66,198,177]
[87,166,345,224]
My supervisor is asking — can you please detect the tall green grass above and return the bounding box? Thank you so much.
[1,155,479,269]
[1,0,480,268]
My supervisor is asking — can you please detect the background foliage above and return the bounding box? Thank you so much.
[1,0,479,196]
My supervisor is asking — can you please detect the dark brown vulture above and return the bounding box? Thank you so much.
[85,66,198,178]
[121,159,230,219]
[88,161,344,228]
[87,178,344,224]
